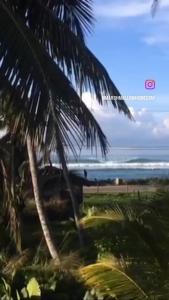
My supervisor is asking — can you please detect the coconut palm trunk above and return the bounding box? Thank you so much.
[48,93,84,247]
[26,135,60,262]
[59,148,84,247]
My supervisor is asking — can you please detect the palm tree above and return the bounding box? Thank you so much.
[0,131,23,253]
[0,1,131,259]
[0,116,61,260]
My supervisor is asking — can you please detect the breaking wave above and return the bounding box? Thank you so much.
[54,160,169,170]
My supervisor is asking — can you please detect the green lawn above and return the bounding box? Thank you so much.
[84,191,155,208]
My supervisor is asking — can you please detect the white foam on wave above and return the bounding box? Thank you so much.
[53,162,169,170]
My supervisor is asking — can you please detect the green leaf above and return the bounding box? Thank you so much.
[26,277,41,298]
[81,209,124,228]
[21,287,28,299]
[80,259,149,300]
[81,203,169,269]
[16,290,21,300]
[1,277,11,293]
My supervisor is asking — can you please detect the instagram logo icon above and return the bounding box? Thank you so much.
[145,79,155,89]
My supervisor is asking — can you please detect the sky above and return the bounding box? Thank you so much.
[82,0,169,149]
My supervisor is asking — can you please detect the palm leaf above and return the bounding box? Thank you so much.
[81,208,124,228]
[81,204,169,269]
[16,2,131,116]
[27,277,41,298]
[10,0,94,41]
[51,0,94,39]
[80,259,148,299]
[0,2,108,155]
[2,250,31,276]
[36,6,131,115]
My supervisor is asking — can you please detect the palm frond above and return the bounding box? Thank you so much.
[17,2,131,117]
[53,0,94,39]
[81,204,169,269]
[0,2,108,155]
[2,249,31,276]
[80,259,148,299]
[10,0,94,41]
[81,208,124,228]
[23,252,81,276]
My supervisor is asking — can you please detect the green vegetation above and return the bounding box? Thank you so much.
[0,190,169,299]
[84,192,155,207]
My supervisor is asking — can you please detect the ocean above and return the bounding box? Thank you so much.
[53,148,169,181]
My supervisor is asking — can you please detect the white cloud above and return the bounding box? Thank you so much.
[153,117,169,137]
[82,92,116,118]
[95,0,169,19]
[95,1,150,18]
[82,92,169,146]
[143,35,169,45]
[164,119,169,129]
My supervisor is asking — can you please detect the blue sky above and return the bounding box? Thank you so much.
[82,0,169,148]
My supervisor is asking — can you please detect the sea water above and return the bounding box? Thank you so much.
[53,148,169,181]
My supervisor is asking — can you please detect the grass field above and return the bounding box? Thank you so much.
[84,191,155,208]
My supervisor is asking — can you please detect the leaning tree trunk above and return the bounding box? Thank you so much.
[58,147,84,247]
[49,91,84,247]
[26,135,60,262]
